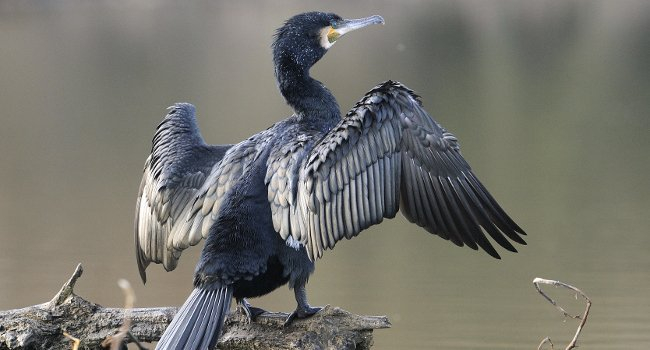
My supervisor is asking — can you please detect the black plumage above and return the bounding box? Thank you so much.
[134,11,526,349]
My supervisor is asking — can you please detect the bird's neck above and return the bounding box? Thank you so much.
[276,64,341,129]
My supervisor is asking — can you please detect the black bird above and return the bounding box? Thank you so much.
[135,11,526,349]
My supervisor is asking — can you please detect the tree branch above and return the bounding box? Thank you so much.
[534,277,592,350]
[0,265,390,350]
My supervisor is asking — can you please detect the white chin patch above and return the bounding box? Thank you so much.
[286,236,303,250]
[319,27,335,49]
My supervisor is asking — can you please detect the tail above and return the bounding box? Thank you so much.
[156,284,233,350]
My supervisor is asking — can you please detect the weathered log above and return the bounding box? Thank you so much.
[0,265,390,349]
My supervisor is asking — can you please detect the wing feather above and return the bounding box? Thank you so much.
[268,81,525,260]
[134,103,233,282]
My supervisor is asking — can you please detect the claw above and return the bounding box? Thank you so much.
[284,305,322,327]
[238,298,267,323]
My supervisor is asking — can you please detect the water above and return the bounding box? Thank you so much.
[1,1,649,349]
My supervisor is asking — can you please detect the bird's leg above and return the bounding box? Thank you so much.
[236,298,266,323]
[284,285,322,326]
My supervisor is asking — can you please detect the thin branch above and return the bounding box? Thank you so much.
[533,277,592,350]
[63,332,80,350]
[537,336,554,350]
[101,279,148,350]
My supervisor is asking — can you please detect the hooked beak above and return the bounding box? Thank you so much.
[326,15,385,45]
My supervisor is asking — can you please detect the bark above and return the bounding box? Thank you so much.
[0,265,390,350]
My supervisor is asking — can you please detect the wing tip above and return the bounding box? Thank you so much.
[136,252,149,284]
[138,268,148,284]
[167,102,196,115]
[490,228,527,258]
[507,228,528,245]
[135,230,149,284]
[481,244,502,259]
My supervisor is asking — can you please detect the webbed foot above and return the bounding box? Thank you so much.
[284,305,323,326]
[237,298,267,323]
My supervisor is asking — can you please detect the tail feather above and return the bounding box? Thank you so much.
[165,288,208,347]
[156,285,233,350]
[187,294,214,348]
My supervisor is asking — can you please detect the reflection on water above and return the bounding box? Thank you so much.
[1,1,649,349]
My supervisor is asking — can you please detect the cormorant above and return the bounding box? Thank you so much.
[135,11,526,349]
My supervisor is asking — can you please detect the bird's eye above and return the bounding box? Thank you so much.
[330,20,340,29]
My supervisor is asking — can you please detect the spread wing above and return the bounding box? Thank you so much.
[268,81,526,260]
[134,103,232,282]
[167,135,265,255]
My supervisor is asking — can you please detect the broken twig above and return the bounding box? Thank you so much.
[533,277,591,350]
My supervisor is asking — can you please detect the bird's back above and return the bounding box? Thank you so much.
[194,116,324,291]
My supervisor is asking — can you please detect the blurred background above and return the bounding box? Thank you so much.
[1,0,649,349]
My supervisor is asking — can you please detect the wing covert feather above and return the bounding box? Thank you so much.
[134,103,232,282]
[269,81,525,260]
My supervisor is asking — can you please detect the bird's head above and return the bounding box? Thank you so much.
[273,12,384,76]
